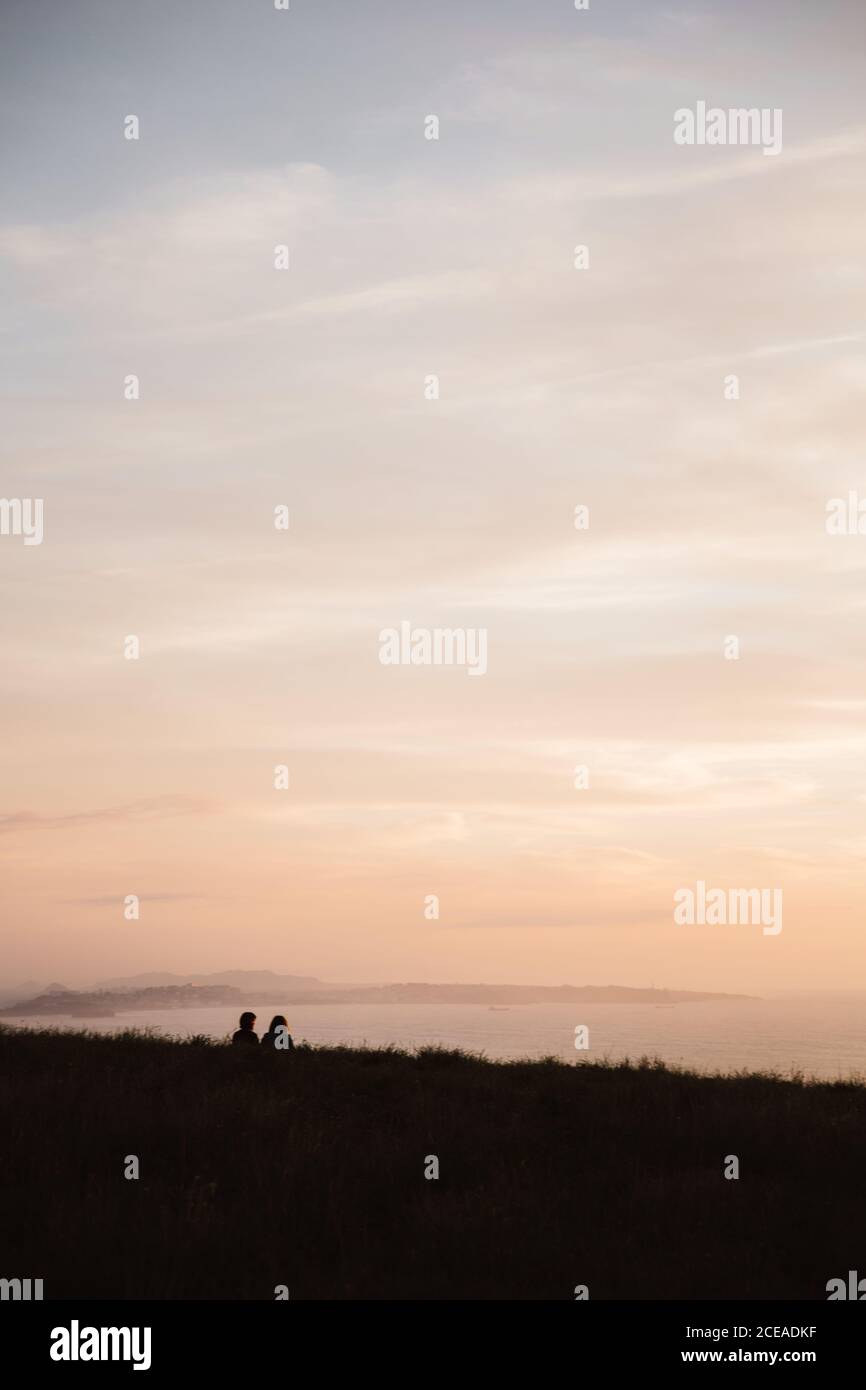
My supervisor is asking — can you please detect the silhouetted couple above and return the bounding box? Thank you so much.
[232,1011,294,1051]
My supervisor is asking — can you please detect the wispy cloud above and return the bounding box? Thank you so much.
[0,797,219,835]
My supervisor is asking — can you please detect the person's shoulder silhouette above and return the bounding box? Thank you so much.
[261,1015,294,1051]
[231,1010,259,1046]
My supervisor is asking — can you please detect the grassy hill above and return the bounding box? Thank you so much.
[2,1024,865,1300]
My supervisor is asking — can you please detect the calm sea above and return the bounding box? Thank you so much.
[6,996,866,1080]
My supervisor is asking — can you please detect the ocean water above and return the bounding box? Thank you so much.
[5,996,866,1080]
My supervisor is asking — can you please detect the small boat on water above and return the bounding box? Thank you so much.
[488,1006,510,1011]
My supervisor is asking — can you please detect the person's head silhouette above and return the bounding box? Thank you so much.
[262,1014,294,1050]
[231,1011,259,1046]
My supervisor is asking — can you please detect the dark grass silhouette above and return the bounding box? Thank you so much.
[2,1024,866,1300]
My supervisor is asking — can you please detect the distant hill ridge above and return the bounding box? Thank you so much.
[94,969,326,993]
[0,973,756,1016]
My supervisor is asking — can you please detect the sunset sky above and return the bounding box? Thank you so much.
[2,0,865,993]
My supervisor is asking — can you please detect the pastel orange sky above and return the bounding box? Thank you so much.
[2,0,865,992]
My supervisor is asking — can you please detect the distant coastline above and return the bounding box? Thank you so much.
[0,973,757,1019]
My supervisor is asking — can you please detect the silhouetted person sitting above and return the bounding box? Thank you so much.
[232,1011,259,1046]
[261,1015,294,1051]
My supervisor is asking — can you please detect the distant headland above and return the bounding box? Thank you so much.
[0,970,756,1018]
